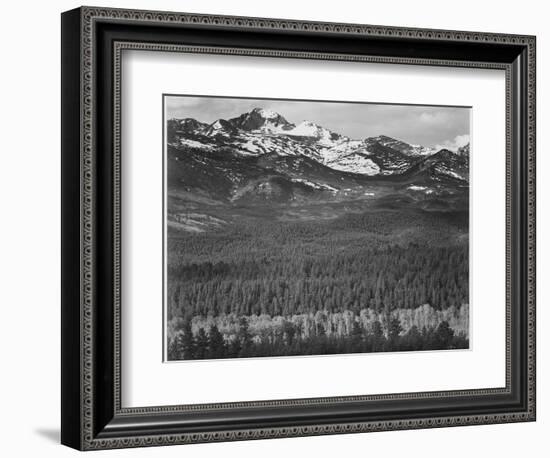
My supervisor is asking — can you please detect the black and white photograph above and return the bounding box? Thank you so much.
[52,3,538,453]
[164,95,471,361]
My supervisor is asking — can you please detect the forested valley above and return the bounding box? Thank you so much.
[166,209,469,360]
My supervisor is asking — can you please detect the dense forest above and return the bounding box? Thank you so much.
[166,208,469,360]
[167,244,468,317]
[167,316,468,360]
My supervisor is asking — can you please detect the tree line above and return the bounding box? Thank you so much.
[167,317,468,360]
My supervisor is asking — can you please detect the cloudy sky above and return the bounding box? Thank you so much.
[165,95,471,150]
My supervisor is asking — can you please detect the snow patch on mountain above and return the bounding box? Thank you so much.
[367,135,434,156]
[254,108,280,119]
[287,121,325,136]
[178,138,213,150]
[435,167,465,181]
[202,119,236,137]
[291,178,338,192]
[408,185,434,194]
[327,155,381,175]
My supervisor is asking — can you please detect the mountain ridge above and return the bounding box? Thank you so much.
[166,107,469,212]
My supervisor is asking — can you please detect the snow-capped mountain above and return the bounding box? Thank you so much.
[365,135,435,157]
[226,108,344,143]
[202,118,237,137]
[167,108,439,175]
[228,108,293,133]
[402,148,469,183]
[166,108,469,207]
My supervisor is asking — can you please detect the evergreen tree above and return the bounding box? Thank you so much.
[432,321,454,349]
[181,319,195,360]
[402,325,422,351]
[195,327,209,359]
[167,331,184,360]
[371,320,385,352]
[237,317,252,356]
[350,320,363,351]
[228,337,242,358]
[282,320,296,346]
[208,324,226,359]
[387,317,403,350]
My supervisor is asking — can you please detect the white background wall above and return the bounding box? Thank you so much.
[0,0,545,456]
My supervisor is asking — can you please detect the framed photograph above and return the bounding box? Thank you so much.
[61,6,536,450]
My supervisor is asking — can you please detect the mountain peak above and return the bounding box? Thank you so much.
[370,134,395,142]
[299,120,319,126]
[229,108,291,132]
[367,134,433,157]
[251,107,281,119]
[202,118,236,136]
[432,148,456,159]
[168,118,208,134]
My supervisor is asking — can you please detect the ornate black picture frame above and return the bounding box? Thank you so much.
[61,6,536,450]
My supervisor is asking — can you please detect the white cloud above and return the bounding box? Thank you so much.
[420,111,446,124]
[434,134,470,152]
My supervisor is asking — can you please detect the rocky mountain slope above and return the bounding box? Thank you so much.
[166,107,469,230]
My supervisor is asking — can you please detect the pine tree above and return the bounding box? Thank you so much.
[388,317,402,340]
[350,320,363,351]
[167,332,184,360]
[228,337,242,358]
[195,327,209,359]
[371,320,385,352]
[208,324,226,359]
[402,325,422,351]
[282,320,296,346]
[181,319,195,360]
[387,317,403,350]
[237,317,252,356]
[432,321,454,349]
